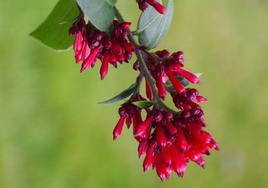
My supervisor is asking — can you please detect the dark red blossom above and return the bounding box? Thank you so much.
[113,88,218,181]
[136,0,166,14]
[69,17,134,79]
[171,88,207,111]
[135,50,200,99]
[113,99,144,141]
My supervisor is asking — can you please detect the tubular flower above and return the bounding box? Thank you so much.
[135,50,200,100]
[113,95,145,141]
[136,0,166,14]
[69,17,134,79]
[113,84,218,181]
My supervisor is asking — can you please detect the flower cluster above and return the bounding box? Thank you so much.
[114,90,218,181]
[114,51,218,181]
[69,17,134,79]
[135,50,200,99]
[136,0,166,14]
[113,101,142,141]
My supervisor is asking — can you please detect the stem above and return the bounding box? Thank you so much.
[133,73,143,96]
[114,8,158,99]
[135,50,159,100]
[114,7,177,113]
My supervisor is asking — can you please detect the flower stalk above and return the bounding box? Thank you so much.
[114,7,174,111]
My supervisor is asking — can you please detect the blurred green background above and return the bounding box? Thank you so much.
[1,0,268,188]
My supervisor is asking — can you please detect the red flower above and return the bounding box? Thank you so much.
[136,0,166,14]
[135,50,200,99]
[113,86,218,181]
[70,17,134,79]
[113,99,143,141]
[113,116,126,140]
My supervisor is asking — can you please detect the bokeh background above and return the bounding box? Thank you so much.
[1,0,268,188]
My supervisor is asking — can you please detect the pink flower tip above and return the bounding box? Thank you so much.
[147,0,167,14]
[113,116,125,140]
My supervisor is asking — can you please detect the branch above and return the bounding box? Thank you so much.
[114,8,158,97]
[114,7,177,113]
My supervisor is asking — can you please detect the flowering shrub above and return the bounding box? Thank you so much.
[31,0,218,181]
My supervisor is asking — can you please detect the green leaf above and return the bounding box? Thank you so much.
[138,0,174,49]
[30,0,79,50]
[133,101,154,109]
[76,0,115,32]
[135,13,161,34]
[195,73,203,78]
[99,84,136,104]
[106,0,117,6]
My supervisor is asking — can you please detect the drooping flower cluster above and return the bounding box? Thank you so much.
[136,0,166,14]
[69,17,134,79]
[114,91,218,181]
[114,51,218,181]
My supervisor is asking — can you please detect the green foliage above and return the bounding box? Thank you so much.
[138,0,174,49]
[133,101,154,109]
[99,83,137,104]
[30,0,79,50]
[106,0,118,6]
[76,0,116,32]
